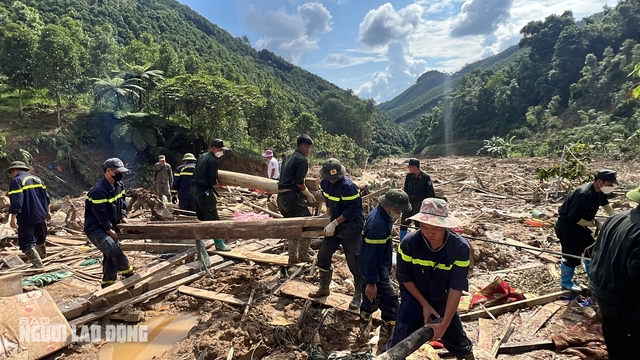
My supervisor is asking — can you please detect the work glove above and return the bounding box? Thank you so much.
[171,195,178,204]
[301,188,317,205]
[324,219,339,236]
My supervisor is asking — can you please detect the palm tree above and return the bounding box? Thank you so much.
[116,62,164,111]
[91,75,145,111]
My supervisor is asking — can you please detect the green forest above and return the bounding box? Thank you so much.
[410,0,640,157]
[0,0,412,184]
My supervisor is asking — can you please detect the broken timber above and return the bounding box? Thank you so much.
[375,326,435,360]
[460,290,572,321]
[212,247,301,266]
[218,170,319,193]
[118,216,330,240]
[178,286,246,306]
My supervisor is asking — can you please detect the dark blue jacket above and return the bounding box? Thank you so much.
[8,171,50,225]
[84,177,127,235]
[397,229,470,304]
[321,176,365,237]
[358,205,393,284]
[172,161,196,201]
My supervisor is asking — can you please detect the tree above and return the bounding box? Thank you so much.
[122,32,160,67]
[89,24,122,78]
[91,75,144,111]
[156,41,184,78]
[117,62,164,111]
[35,18,88,126]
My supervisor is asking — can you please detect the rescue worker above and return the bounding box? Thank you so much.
[590,186,640,360]
[309,158,365,310]
[192,139,231,251]
[262,149,279,180]
[277,134,316,264]
[84,158,134,288]
[358,189,411,353]
[400,158,435,241]
[154,155,173,202]
[390,198,474,360]
[7,161,51,270]
[555,170,617,291]
[171,153,197,212]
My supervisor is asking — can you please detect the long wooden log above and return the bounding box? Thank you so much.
[118,216,329,240]
[375,326,435,360]
[460,290,571,321]
[218,170,320,193]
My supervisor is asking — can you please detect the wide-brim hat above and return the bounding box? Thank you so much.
[6,161,29,172]
[408,198,462,229]
[627,186,640,204]
[378,189,412,213]
[321,158,346,181]
[262,150,274,158]
[182,153,196,161]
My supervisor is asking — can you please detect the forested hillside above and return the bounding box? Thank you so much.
[0,0,412,180]
[412,0,640,157]
[377,45,524,130]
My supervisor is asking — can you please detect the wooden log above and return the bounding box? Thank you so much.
[178,286,246,306]
[362,187,390,201]
[374,326,435,360]
[119,242,196,252]
[218,170,278,193]
[88,241,212,300]
[460,290,571,321]
[118,216,330,240]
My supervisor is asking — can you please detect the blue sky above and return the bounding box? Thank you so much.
[178,0,611,103]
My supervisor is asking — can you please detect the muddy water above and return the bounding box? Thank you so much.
[98,312,198,360]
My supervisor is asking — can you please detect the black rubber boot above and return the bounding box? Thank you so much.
[349,277,363,310]
[308,269,332,298]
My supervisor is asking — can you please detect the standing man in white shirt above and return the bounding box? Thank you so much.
[262,149,280,180]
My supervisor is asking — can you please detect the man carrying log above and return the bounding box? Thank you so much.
[153,155,173,202]
[390,198,474,360]
[555,169,617,291]
[84,158,134,288]
[171,153,197,212]
[400,158,435,242]
[309,158,365,310]
[7,161,51,271]
[589,186,640,360]
[277,134,316,263]
[358,189,411,353]
[192,139,231,251]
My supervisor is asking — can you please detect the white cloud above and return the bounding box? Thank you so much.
[450,0,514,37]
[320,53,384,68]
[246,2,332,62]
[358,3,423,50]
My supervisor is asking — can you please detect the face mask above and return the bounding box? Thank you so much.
[113,172,123,182]
[389,211,401,220]
[214,151,224,158]
[601,186,614,194]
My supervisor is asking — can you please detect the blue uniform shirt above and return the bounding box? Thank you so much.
[358,204,394,284]
[321,176,365,231]
[397,229,470,304]
[8,171,50,225]
[84,177,127,235]
[172,161,196,200]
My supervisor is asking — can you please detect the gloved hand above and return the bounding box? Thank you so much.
[171,195,178,204]
[301,188,317,205]
[324,219,339,236]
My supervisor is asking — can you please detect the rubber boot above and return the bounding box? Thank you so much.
[377,320,395,354]
[309,269,332,298]
[214,238,231,252]
[358,312,372,342]
[287,239,299,264]
[399,229,407,242]
[584,259,591,279]
[24,247,45,271]
[35,243,47,259]
[349,277,363,310]
[560,263,581,292]
[297,238,313,263]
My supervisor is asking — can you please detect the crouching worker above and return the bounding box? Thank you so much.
[390,198,474,360]
[7,161,51,270]
[309,158,365,310]
[84,158,134,288]
[358,189,411,353]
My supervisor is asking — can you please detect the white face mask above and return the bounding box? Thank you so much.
[601,186,614,194]
[389,211,401,220]
[214,151,224,158]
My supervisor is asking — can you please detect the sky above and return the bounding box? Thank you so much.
[177,0,612,103]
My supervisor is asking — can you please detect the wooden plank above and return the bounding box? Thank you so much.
[2,253,25,268]
[119,242,195,252]
[362,187,390,201]
[523,301,562,338]
[460,290,571,321]
[497,340,555,354]
[477,318,495,353]
[546,263,561,279]
[88,241,212,300]
[119,216,330,240]
[491,312,517,357]
[46,236,87,246]
[212,248,300,266]
[178,286,246,306]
